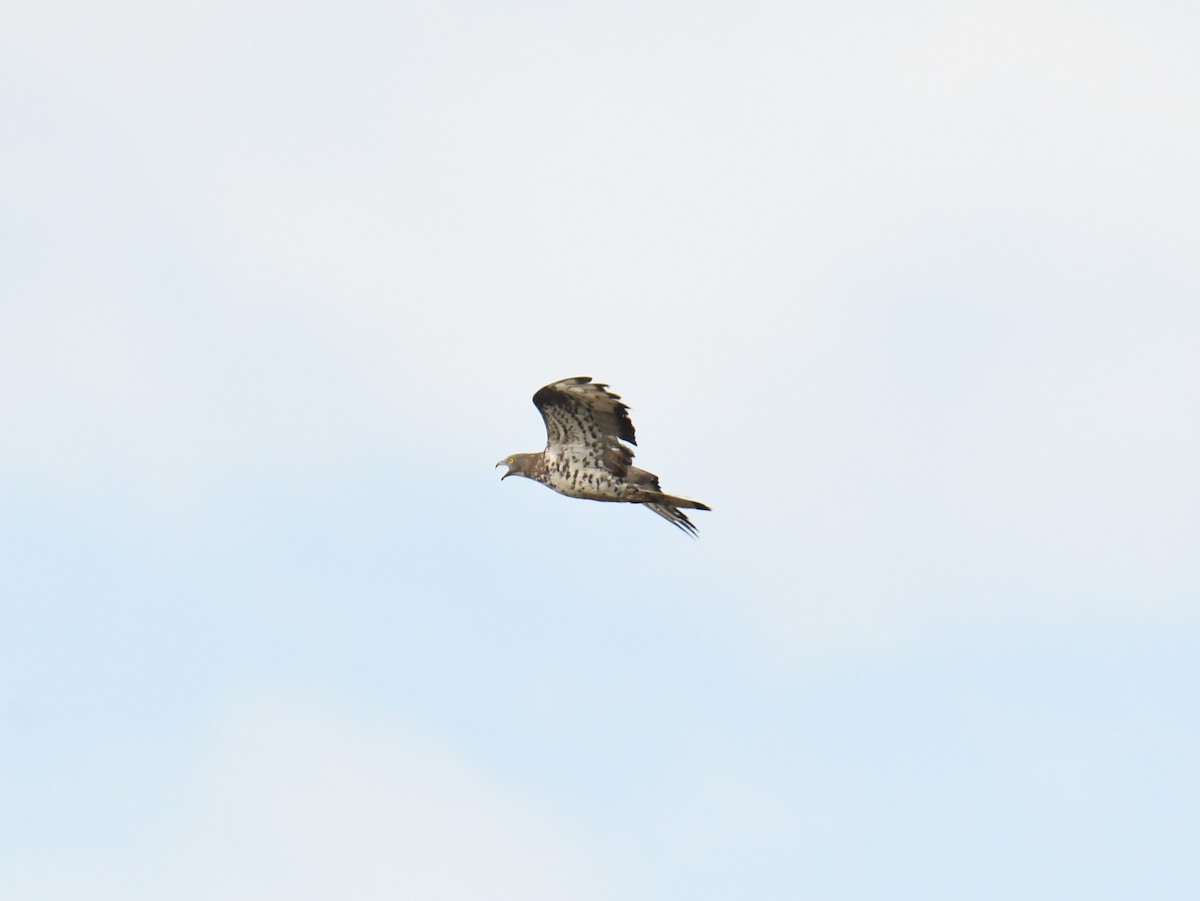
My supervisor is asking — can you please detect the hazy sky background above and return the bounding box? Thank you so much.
[2,1,1198,898]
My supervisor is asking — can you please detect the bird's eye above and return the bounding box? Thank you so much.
[508,457,514,465]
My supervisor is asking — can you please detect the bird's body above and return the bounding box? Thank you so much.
[498,377,711,535]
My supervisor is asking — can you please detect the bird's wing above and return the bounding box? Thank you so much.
[533,376,637,473]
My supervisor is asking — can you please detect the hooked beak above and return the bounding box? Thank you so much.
[496,459,510,479]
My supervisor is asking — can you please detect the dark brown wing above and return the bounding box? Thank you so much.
[532,377,637,474]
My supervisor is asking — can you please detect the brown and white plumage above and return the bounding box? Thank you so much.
[497,377,711,536]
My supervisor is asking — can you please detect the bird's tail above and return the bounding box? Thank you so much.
[649,492,711,511]
[638,491,712,537]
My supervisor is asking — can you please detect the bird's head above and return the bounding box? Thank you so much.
[496,453,532,480]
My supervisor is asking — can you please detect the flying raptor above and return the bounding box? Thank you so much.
[497,377,711,536]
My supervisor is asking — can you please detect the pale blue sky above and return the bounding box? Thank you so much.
[2,1,1198,898]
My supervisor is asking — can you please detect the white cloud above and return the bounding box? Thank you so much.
[602,750,811,901]
[2,0,1197,661]
[0,693,602,901]
[2,8,1197,900]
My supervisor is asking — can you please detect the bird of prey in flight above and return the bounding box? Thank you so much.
[497,377,711,536]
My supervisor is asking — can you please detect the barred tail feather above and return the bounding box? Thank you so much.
[639,491,711,537]
[655,492,711,512]
[644,502,701,537]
